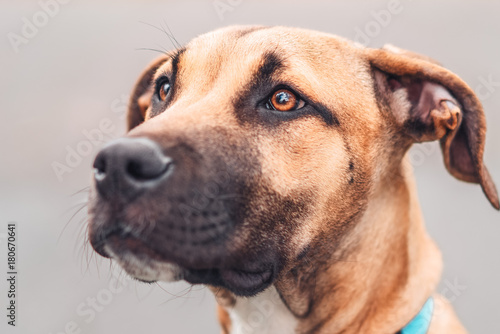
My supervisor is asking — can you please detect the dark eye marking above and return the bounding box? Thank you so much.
[233,51,339,127]
[257,52,284,79]
[150,47,186,117]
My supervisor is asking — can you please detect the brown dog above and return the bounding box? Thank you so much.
[88,26,499,334]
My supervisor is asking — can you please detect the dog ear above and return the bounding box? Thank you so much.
[127,55,169,130]
[364,45,499,210]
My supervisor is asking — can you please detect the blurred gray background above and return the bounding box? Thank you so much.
[1,0,499,333]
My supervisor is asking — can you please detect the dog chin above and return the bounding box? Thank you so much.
[104,244,274,296]
[104,245,183,283]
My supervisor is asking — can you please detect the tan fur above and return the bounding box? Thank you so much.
[119,26,498,333]
[217,304,232,334]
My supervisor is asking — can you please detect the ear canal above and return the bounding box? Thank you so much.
[364,46,499,210]
[127,55,169,130]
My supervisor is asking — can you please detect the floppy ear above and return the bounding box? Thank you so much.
[127,55,169,130]
[364,45,499,210]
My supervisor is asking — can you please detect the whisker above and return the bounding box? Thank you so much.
[58,202,88,243]
[137,20,184,61]
[161,20,182,49]
[138,281,157,301]
[69,186,90,197]
[156,282,205,305]
[135,47,171,55]
[139,20,182,50]
[60,199,88,216]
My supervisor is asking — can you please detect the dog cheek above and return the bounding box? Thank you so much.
[240,187,315,265]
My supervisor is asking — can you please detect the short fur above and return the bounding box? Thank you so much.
[88,26,498,334]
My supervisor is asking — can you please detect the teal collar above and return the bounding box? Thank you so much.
[399,297,434,334]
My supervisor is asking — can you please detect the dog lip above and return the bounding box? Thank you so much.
[106,233,167,262]
[89,225,131,259]
[183,266,274,297]
[219,268,273,294]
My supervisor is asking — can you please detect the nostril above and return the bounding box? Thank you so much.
[93,153,107,181]
[125,157,172,181]
[92,137,172,199]
[126,160,143,180]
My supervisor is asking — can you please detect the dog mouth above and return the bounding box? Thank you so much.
[96,230,274,296]
[183,267,274,296]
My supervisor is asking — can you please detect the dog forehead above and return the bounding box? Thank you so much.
[165,26,371,106]
[184,25,357,66]
[178,26,294,80]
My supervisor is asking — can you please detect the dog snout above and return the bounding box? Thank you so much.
[93,137,173,200]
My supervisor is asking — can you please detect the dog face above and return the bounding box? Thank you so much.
[88,26,498,297]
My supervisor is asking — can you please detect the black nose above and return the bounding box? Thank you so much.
[93,137,172,200]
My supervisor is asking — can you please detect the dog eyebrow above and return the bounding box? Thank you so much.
[170,47,186,78]
[232,50,285,116]
[255,51,284,82]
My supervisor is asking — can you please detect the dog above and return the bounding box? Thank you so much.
[87,25,499,334]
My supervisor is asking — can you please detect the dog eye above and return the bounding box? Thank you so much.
[156,77,171,101]
[266,89,305,111]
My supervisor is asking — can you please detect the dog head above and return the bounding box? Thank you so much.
[88,26,498,297]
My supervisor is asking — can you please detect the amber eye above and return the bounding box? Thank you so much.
[266,89,304,111]
[157,78,171,101]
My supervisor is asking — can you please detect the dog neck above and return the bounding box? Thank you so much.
[222,158,443,334]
